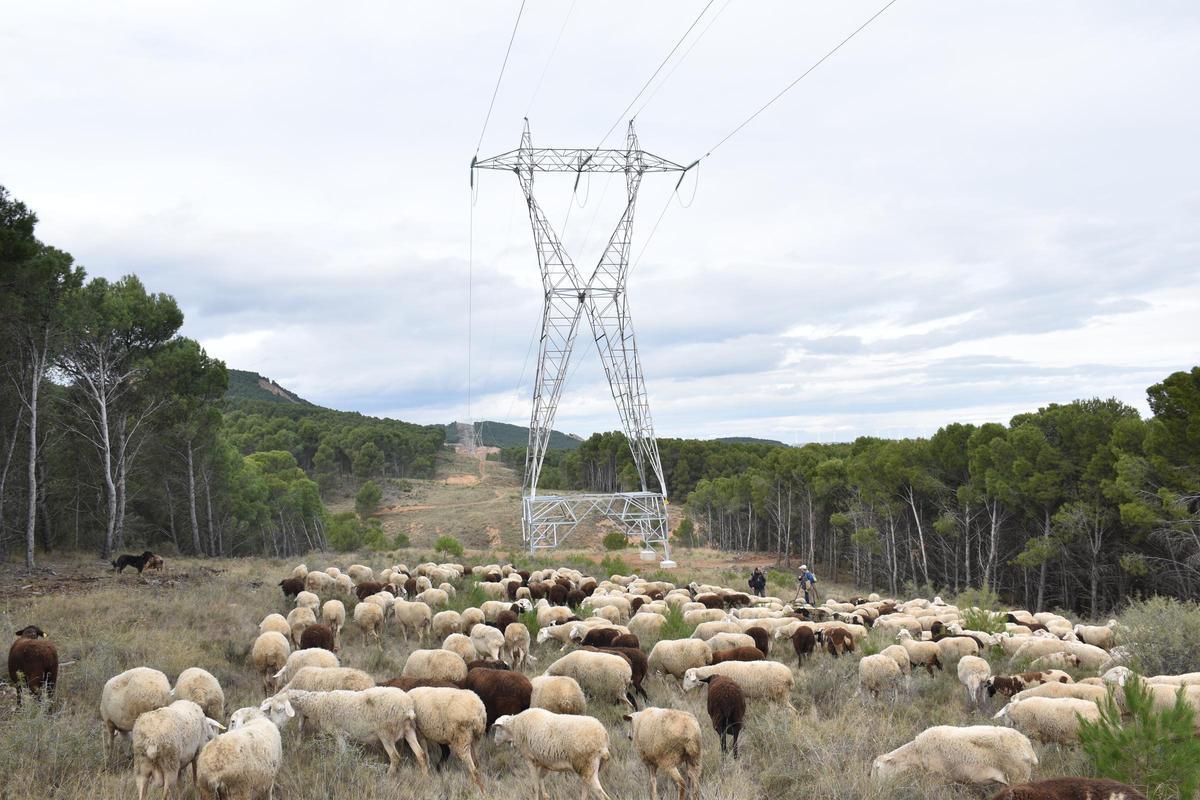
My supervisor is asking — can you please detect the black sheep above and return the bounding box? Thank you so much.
[791,625,816,662]
[700,675,745,757]
[744,626,770,656]
[465,667,532,728]
[8,625,58,703]
[278,577,305,599]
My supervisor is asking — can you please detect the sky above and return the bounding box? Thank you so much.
[4,1,1199,443]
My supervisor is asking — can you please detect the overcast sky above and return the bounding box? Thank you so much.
[4,1,1198,442]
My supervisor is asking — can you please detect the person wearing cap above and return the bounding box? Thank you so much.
[796,564,817,605]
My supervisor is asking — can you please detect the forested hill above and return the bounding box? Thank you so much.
[445,420,581,450]
[715,436,789,446]
[225,368,311,405]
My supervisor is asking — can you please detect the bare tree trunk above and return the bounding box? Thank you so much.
[186,440,202,555]
[37,455,53,552]
[99,391,118,559]
[25,346,43,568]
[165,479,177,546]
[115,423,128,552]
[0,407,23,555]
[203,467,216,556]
[903,487,931,587]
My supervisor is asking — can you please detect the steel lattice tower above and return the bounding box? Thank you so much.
[474,120,686,559]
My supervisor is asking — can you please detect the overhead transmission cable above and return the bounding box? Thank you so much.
[526,0,577,116]
[475,0,527,157]
[631,0,733,120]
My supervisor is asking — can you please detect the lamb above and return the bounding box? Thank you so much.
[465,667,532,727]
[402,648,469,687]
[880,644,912,676]
[282,665,375,693]
[299,622,336,653]
[986,670,1073,699]
[628,612,668,640]
[648,639,712,680]
[433,610,464,639]
[530,675,587,715]
[320,600,346,648]
[994,696,1103,744]
[271,647,338,689]
[871,725,1038,787]
[8,625,58,703]
[711,646,765,664]
[277,577,304,599]
[251,632,290,693]
[987,778,1148,800]
[443,633,478,663]
[171,667,225,722]
[859,653,904,700]
[493,708,611,800]
[546,650,634,707]
[582,646,650,707]
[957,655,992,708]
[258,613,291,639]
[406,686,487,791]
[682,661,795,708]
[101,667,173,757]
[286,606,316,647]
[503,622,533,669]
[896,629,943,675]
[269,688,427,775]
[353,600,385,647]
[471,624,506,661]
[393,600,433,641]
[623,708,702,800]
[698,674,745,757]
[131,699,224,800]
[460,607,485,634]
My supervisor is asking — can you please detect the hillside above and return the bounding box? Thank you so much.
[445,420,582,450]
[715,436,789,446]
[225,368,311,405]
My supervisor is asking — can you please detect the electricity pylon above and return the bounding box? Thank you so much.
[474,120,688,559]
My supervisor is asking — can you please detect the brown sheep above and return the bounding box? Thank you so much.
[380,676,463,691]
[516,570,531,583]
[744,627,770,656]
[566,589,587,608]
[403,577,418,597]
[278,577,304,599]
[986,671,1071,699]
[584,646,650,707]
[820,627,856,657]
[581,628,622,648]
[988,778,1148,800]
[629,596,646,614]
[792,625,816,662]
[354,581,385,601]
[506,582,520,600]
[491,610,519,631]
[611,633,641,650]
[299,623,337,653]
[8,625,58,703]
[722,593,752,609]
[711,647,765,664]
[467,659,510,671]
[464,667,532,728]
[548,584,568,606]
[699,674,745,757]
[695,594,725,610]
[528,583,547,601]
[579,578,598,595]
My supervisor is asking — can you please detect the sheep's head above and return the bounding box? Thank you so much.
[229,707,264,729]
[258,693,296,728]
[992,704,1013,725]
[896,629,913,641]
[568,625,586,642]
[870,753,899,781]
[492,715,515,744]
[1102,666,1133,687]
[536,628,554,645]
[15,625,45,639]
[203,717,226,741]
[681,669,702,691]
[515,598,533,613]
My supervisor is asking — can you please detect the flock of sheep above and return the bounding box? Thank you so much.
[9,557,1199,800]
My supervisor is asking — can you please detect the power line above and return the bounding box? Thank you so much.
[526,0,578,116]
[632,0,734,120]
[475,0,527,156]
[593,0,718,150]
[702,0,899,159]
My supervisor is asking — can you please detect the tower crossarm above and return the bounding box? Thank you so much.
[475,148,686,175]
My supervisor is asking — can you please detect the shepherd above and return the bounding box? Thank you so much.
[748,567,766,598]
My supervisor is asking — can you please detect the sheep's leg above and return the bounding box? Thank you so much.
[647,764,660,800]
[686,760,701,800]
[451,739,485,793]
[719,728,727,755]
[585,755,610,800]
[380,734,402,774]
[665,764,688,800]
[731,728,740,759]
[161,765,177,800]
[403,727,429,774]
[136,769,149,800]
[530,762,547,800]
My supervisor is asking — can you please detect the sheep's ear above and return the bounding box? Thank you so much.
[259,699,272,712]
[622,714,632,722]
[207,718,227,731]
[284,699,295,718]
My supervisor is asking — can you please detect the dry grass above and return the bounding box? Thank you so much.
[0,552,1094,800]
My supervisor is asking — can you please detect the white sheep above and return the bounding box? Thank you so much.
[956,655,991,708]
[282,666,374,693]
[432,610,463,640]
[682,662,795,708]
[304,570,334,593]
[460,607,485,634]
[270,688,427,775]
[196,711,282,799]
[353,600,385,647]
[858,653,904,700]
[347,564,374,585]
[439,632,475,663]
[101,667,173,757]
[871,724,1037,786]
[895,629,943,674]
[538,622,582,650]
[994,696,1103,744]
[393,600,433,641]
[624,707,702,800]
[546,650,634,708]
[880,644,912,676]
[172,667,225,722]
[320,600,346,648]
[690,621,744,641]
[286,606,316,647]
[271,647,338,689]
[1010,682,1110,704]
[131,699,224,800]
[494,708,611,800]
[402,648,468,686]
[289,563,308,579]
[406,686,488,792]
[704,632,756,653]
[503,622,533,669]
[258,613,290,639]
[417,588,450,609]
[530,675,587,715]
[935,636,980,664]
[335,574,354,595]
[251,632,290,694]
[648,639,712,680]
[627,613,668,641]
[294,590,320,617]
[536,599,575,628]
[471,624,506,661]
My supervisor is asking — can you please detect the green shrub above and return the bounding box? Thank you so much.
[1115,596,1200,677]
[355,480,383,519]
[656,607,694,641]
[434,535,464,557]
[361,521,389,552]
[954,583,1003,612]
[326,511,364,551]
[392,478,413,492]
[960,607,1007,635]
[599,555,626,579]
[673,517,698,547]
[392,531,411,548]
[602,532,629,551]
[1079,674,1200,800]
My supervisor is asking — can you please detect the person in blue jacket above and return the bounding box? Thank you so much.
[797,564,817,605]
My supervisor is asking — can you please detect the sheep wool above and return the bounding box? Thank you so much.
[470,624,505,661]
[648,639,712,680]
[272,647,338,688]
[196,716,283,800]
[171,667,224,722]
[530,675,587,715]
[880,644,912,676]
[393,600,433,641]
[353,600,385,646]
[625,707,702,800]
[132,699,224,800]
[282,666,374,693]
[406,687,488,792]
[546,650,634,707]
[101,667,173,755]
[402,648,468,686]
[871,725,1037,787]
[251,632,290,693]
[277,688,427,774]
[859,654,904,699]
[442,633,478,663]
[258,613,291,639]
[683,661,795,708]
[320,600,346,644]
[957,656,991,707]
[493,708,611,800]
[995,696,1104,744]
[503,622,532,669]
